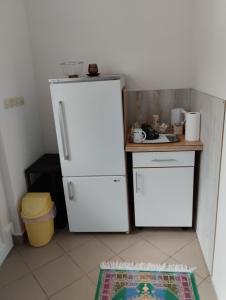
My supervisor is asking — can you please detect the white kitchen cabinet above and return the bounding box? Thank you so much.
[133,151,195,227]
[63,176,129,232]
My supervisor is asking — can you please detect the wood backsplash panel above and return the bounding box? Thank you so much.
[190,89,225,273]
[127,89,191,127]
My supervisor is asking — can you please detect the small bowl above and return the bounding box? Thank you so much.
[60,61,84,78]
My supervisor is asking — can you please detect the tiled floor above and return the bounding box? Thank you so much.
[0,229,218,299]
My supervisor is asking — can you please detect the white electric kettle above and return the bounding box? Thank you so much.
[171,108,184,125]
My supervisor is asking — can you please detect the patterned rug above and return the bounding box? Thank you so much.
[95,262,200,300]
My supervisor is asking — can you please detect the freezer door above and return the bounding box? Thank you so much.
[50,80,126,176]
[63,176,129,232]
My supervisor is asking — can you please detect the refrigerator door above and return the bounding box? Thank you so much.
[63,176,129,232]
[51,80,126,176]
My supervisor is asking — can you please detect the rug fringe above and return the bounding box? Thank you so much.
[100,261,196,273]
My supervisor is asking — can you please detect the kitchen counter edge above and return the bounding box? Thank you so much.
[125,134,203,152]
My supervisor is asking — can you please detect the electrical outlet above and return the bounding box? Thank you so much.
[4,98,13,109]
[4,96,25,109]
[16,97,24,106]
[9,98,15,108]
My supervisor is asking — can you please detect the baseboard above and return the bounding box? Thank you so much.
[0,223,13,265]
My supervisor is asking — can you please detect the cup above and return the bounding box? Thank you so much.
[88,64,98,75]
[132,128,147,143]
[152,115,160,131]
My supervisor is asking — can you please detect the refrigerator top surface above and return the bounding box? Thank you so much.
[49,74,123,84]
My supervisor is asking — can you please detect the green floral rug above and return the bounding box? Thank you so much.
[95,262,200,300]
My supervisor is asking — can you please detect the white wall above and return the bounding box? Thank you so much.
[0,164,10,230]
[0,0,44,235]
[193,0,226,99]
[25,0,194,152]
[193,0,226,286]
[190,90,225,274]
[212,114,226,300]
[0,154,13,265]
[193,2,226,297]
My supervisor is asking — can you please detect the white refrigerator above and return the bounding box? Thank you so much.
[49,76,129,232]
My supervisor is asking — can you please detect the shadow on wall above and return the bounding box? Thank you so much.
[0,129,23,234]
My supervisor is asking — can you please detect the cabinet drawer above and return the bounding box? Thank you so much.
[133,151,195,167]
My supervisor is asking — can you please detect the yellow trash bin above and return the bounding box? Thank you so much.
[21,193,55,247]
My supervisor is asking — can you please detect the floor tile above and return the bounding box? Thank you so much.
[163,256,180,265]
[69,239,114,272]
[96,232,141,254]
[0,251,30,287]
[173,239,209,278]
[54,230,93,252]
[119,240,168,263]
[87,256,123,285]
[34,255,83,296]
[0,229,215,299]
[105,255,124,264]
[195,273,204,286]
[16,240,64,270]
[143,230,197,256]
[0,274,47,300]
[198,278,218,300]
[50,276,95,300]
[87,268,99,285]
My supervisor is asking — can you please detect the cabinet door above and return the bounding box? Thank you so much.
[63,176,129,232]
[133,167,194,227]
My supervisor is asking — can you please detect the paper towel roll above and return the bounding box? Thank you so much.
[185,112,201,141]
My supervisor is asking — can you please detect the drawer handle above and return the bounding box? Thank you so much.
[152,159,178,162]
[135,172,139,193]
[135,172,142,193]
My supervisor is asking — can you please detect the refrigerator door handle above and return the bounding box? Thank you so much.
[59,101,70,160]
[68,181,74,201]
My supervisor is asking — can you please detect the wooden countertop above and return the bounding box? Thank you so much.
[125,133,203,152]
